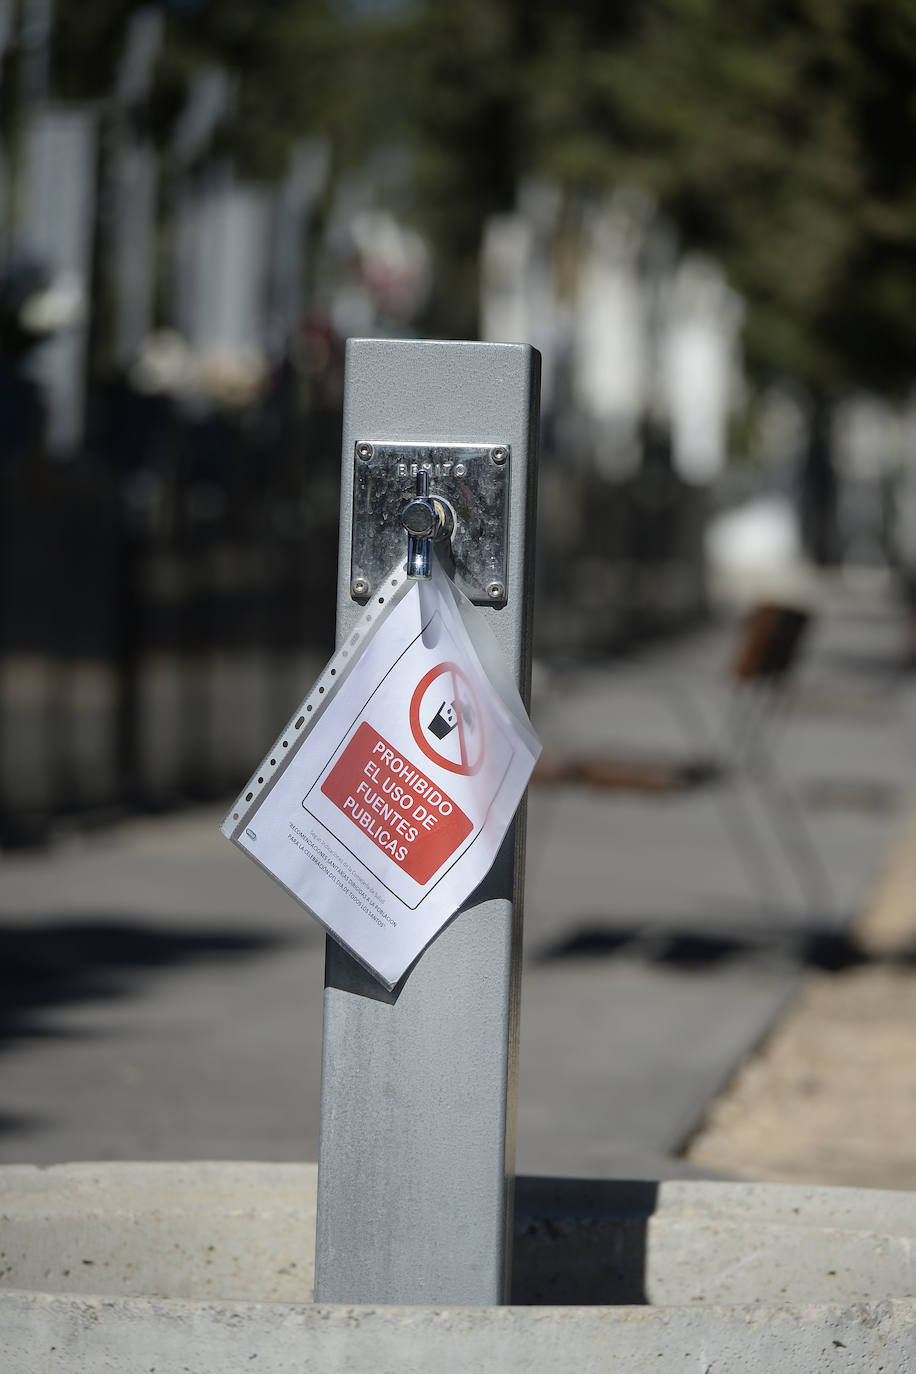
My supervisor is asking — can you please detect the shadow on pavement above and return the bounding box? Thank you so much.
[0,1110,48,1138]
[0,918,286,1063]
[532,919,915,973]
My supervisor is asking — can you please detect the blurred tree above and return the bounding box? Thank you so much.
[50,0,354,175]
[33,0,916,396]
[52,0,140,101]
[400,0,916,395]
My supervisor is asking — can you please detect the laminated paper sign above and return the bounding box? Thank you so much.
[224,563,541,988]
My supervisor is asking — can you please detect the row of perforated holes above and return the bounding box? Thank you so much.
[230,576,402,822]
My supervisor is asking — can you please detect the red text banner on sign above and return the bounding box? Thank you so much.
[320,722,473,885]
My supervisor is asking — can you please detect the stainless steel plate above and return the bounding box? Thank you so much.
[350,441,510,605]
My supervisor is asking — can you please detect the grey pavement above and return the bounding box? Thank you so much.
[0,576,912,1178]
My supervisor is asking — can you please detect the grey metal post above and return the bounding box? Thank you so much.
[314,338,540,1306]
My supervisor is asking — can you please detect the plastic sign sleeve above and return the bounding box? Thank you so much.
[223,562,541,989]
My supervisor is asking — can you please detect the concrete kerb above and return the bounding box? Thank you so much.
[2,1162,916,1371]
[5,1291,916,1374]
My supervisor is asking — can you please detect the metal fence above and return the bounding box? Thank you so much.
[0,372,341,845]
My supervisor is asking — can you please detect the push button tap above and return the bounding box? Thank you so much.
[400,469,454,579]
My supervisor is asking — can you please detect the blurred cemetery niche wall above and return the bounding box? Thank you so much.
[1,3,915,844]
[0,9,349,844]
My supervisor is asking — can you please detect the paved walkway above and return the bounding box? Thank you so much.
[0,575,912,1180]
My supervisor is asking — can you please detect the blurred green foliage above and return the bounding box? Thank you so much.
[45,0,916,395]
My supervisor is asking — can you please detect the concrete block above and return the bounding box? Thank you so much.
[0,1162,314,1301]
[3,1291,916,1374]
[2,1162,916,1371]
[514,1175,916,1305]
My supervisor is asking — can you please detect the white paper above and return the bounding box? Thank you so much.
[230,563,541,988]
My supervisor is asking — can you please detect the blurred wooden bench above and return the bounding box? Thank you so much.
[534,601,834,919]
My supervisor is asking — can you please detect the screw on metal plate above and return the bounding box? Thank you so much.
[351,576,370,598]
[486,581,506,601]
[351,441,509,605]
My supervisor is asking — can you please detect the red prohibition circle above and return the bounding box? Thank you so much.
[409,662,483,775]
